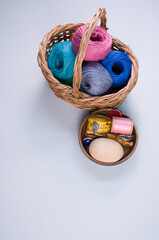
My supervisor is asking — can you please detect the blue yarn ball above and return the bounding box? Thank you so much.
[100,51,132,88]
[48,41,76,86]
[80,62,113,96]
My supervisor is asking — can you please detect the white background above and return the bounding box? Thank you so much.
[1,0,159,239]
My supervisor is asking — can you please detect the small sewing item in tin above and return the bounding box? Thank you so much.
[86,115,111,136]
[106,133,134,147]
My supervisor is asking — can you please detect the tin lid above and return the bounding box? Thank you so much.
[78,108,138,165]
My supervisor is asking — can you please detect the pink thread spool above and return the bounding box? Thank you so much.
[111,117,133,135]
[72,23,112,61]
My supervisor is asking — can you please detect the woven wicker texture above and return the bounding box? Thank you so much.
[37,8,139,110]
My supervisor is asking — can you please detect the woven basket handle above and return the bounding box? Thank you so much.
[72,8,107,98]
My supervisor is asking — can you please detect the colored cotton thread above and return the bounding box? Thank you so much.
[101,51,132,88]
[80,62,113,96]
[111,116,133,135]
[86,115,112,135]
[72,24,112,61]
[48,41,76,86]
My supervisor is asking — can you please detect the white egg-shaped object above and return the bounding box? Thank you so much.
[89,138,124,163]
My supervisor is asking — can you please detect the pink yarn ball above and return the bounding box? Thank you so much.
[72,23,112,61]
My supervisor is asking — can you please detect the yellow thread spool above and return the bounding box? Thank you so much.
[86,115,111,136]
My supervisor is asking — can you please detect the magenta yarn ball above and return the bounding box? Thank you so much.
[72,23,112,61]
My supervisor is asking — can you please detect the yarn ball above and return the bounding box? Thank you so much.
[100,51,132,88]
[72,23,112,61]
[48,41,76,86]
[80,62,113,96]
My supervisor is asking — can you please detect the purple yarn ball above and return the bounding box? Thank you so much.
[80,62,113,96]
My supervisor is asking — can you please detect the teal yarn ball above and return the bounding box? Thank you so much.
[56,77,73,86]
[100,51,132,88]
[48,41,76,86]
[80,62,113,96]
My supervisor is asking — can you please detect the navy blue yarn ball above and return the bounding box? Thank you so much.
[100,51,132,88]
[80,62,113,96]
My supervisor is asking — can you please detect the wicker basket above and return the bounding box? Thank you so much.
[38,8,138,110]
